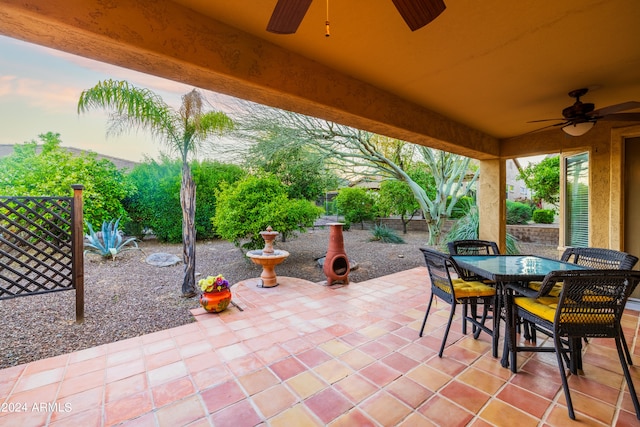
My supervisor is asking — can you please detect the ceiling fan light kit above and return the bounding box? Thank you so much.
[562,121,595,137]
[528,88,640,137]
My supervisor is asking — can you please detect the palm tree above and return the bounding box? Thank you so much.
[78,80,233,297]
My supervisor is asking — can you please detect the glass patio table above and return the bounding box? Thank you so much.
[451,255,589,370]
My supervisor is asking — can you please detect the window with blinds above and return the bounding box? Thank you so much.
[565,152,589,247]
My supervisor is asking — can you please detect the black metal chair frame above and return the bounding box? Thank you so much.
[529,247,639,364]
[447,240,500,282]
[447,240,502,354]
[419,247,497,357]
[507,269,640,420]
[561,247,639,270]
[447,239,500,255]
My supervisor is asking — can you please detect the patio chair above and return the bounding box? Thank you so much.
[447,239,500,255]
[562,247,639,269]
[527,247,639,363]
[507,269,640,420]
[419,247,497,357]
[447,240,500,340]
[447,239,500,282]
[529,247,639,295]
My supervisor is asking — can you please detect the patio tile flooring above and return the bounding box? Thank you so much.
[1,267,639,426]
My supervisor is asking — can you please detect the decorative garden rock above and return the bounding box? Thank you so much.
[145,253,181,267]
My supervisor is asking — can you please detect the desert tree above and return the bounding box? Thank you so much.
[517,155,560,209]
[416,146,479,244]
[236,106,477,244]
[78,80,233,297]
[244,134,339,201]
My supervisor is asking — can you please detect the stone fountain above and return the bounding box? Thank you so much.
[246,226,290,288]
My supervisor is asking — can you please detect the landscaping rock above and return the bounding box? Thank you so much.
[146,253,181,267]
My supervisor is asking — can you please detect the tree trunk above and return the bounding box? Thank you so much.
[181,163,197,297]
[426,217,442,245]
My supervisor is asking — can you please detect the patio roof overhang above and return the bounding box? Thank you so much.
[1,0,639,160]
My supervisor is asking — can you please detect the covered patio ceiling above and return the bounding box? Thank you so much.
[0,0,639,159]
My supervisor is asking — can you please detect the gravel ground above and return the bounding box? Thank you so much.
[0,226,557,369]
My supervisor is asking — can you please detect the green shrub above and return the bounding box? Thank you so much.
[377,180,420,234]
[125,158,244,242]
[370,224,405,243]
[532,209,555,224]
[0,133,135,230]
[449,196,474,219]
[506,200,532,225]
[212,175,323,250]
[514,198,537,211]
[335,187,377,229]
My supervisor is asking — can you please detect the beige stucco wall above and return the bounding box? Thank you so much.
[503,122,640,254]
[610,125,640,251]
[478,159,506,252]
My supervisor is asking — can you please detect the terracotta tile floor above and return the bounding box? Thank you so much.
[1,268,639,426]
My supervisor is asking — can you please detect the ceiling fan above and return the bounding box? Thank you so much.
[266,0,446,34]
[529,88,640,136]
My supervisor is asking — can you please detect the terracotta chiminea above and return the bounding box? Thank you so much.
[323,223,349,285]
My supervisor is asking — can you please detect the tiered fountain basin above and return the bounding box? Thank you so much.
[245,226,289,288]
[246,249,290,288]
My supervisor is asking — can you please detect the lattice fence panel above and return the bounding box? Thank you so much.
[0,196,74,299]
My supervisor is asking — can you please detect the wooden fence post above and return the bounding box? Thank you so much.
[71,184,84,323]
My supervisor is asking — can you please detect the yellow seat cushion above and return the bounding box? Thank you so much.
[559,312,614,324]
[450,278,496,298]
[515,296,615,324]
[528,281,563,297]
[581,291,614,303]
[434,278,495,298]
[514,296,558,322]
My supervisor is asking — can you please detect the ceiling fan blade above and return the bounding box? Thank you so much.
[392,0,446,31]
[591,101,640,117]
[596,112,640,121]
[527,118,564,123]
[266,0,313,34]
[519,121,569,136]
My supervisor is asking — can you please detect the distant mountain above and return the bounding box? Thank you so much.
[0,144,138,171]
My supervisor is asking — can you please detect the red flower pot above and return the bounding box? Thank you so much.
[199,289,232,313]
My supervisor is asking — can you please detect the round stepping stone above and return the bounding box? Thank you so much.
[145,253,181,267]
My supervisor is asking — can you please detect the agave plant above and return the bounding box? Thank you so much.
[84,218,140,260]
[370,224,405,244]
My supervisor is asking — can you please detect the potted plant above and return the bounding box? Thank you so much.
[198,274,232,313]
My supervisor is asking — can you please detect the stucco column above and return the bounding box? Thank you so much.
[478,159,506,252]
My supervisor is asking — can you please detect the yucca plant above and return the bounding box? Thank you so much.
[370,224,405,244]
[84,218,140,260]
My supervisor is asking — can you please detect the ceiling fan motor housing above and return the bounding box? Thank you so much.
[562,102,595,120]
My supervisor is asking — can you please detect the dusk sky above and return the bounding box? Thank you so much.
[0,35,542,168]
[0,35,233,162]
